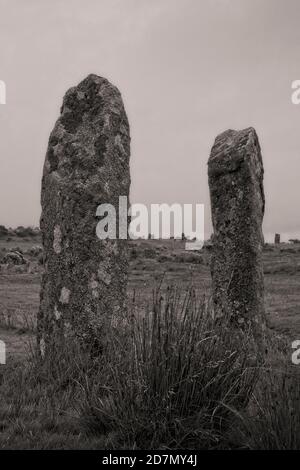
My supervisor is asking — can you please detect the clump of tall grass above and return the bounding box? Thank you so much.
[76,287,260,449]
[241,367,300,449]
[0,341,107,449]
[231,333,300,450]
[2,285,299,449]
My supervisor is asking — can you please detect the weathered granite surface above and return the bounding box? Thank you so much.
[208,127,265,331]
[38,74,130,357]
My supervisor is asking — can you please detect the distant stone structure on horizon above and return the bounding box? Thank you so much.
[274,233,280,244]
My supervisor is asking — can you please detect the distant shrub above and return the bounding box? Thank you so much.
[264,263,298,274]
[143,248,156,259]
[12,246,23,254]
[14,226,28,237]
[158,254,173,263]
[185,253,203,264]
[13,264,28,273]
[174,253,203,264]
[0,225,8,238]
[280,247,297,253]
[263,243,274,251]
[130,247,138,260]
[29,245,43,257]
[3,251,26,265]
[14,226,38,238]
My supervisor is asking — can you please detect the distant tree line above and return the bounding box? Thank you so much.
[0,225,40,238]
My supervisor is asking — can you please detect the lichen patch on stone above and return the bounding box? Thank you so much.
[40,338,46,358]
[54,305,62,320]
[115,134,125,155]
[90,279,99,289]
[92,290,99,299]
[97,266,112,285]
[53,225,62,254]
[64,321,72,338]
[59,287,71,304]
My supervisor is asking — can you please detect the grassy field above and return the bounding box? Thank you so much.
[1,236,300,355]
[0,236,300,449]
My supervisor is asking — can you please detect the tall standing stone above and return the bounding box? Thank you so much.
[274,233,280,244]
[38,74,130,358]
[208,127,265,331]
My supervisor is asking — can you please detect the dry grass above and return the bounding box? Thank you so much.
[0,286,298,450]
[0,238,300,449]
[75,287,261,449]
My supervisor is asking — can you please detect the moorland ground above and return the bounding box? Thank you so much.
[1,236,300,356]
[0,235,299,449]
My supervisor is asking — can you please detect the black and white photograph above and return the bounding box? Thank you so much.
[0,0,299,457]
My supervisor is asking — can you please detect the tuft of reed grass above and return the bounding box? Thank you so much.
[1,285,299,450]
[230,334,300,450]
[75,286,260,449]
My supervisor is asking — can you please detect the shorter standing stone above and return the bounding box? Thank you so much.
[208,127,265,332]
[274,233,280,244]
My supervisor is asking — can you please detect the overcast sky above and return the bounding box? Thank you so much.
[0,0,299,241]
